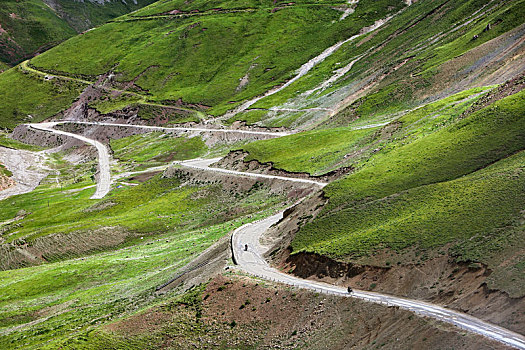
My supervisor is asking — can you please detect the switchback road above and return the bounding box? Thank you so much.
[177,158,327,187]
[231,210,525,349]
[22,121,525,349]
[52,120,290,137]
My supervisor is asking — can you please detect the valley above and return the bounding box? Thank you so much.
[0,0,524,349]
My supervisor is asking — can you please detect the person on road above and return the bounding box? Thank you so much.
[244,244,248,251]
[347,286,353,293]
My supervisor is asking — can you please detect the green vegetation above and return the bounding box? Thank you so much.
[0,151,284,348]
[0,0,155,66]
[244,0,525,125]
[0,67,83,129]
[0,172,281,244]
[0,164,12,178]
[0,0,75,66]
[0,220,239,349]
[242,126,378,175]
[295,150,524,256]
[418,0,525,75]
[29,0,405,115]
[0,0,524,346]
[324,90,525,207]
[291,89,525,295]
[110,132,207,163]
[88,94,202,123]
[0,61,10,73]
[49,0,157,32]
[240,87,493,175]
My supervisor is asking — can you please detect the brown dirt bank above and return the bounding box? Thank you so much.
[103,274,510,349]
[215,150,352,183]
[282,251,525,335]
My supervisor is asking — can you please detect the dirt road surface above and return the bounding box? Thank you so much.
[231,210,525,349]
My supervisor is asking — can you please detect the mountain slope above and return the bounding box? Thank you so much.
[0,0,524,348]
[0,0,156,67]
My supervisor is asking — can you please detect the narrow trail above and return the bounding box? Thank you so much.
[177,158,327,187]
[231,209,525,350]
[19,61,202,117]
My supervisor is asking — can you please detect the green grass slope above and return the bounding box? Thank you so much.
[291,89,525,295]
[241,126,379,175]
[0,0,75,65]
[0,0,156,67]
[110,132,207,164]
[0,147,284,348]
[0,67,84,129]
[26,0,406,115]
[237,0,525,127]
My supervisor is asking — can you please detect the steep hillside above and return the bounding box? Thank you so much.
[0,0,407,127]
[0,0,524,348]
[0,0,155,66]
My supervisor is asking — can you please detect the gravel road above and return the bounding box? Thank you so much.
[231,210,525,349]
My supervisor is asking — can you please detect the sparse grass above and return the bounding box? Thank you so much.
[0,171,282,244]
[245,0,524,126]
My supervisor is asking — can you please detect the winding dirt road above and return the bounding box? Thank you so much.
[231,209,525,350]
[51,121,290,137]
[27,123,112,199]
[23,121,291,200]
[18,121,525,348]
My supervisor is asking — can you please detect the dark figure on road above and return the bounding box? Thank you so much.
[347,286,353,293]
[244,244,248,251]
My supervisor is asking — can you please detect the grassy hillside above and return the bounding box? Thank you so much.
[0,0,155,67]
[0,143,285,348]
[0,218,260,349]
[240,87,491,174]
[237,0,525,127]
[110,133,207,164]
[0,0,524,347]
[0,67,84,129]
[27,0,405,115]
[241,126,379,175]
[290,88,525,295]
